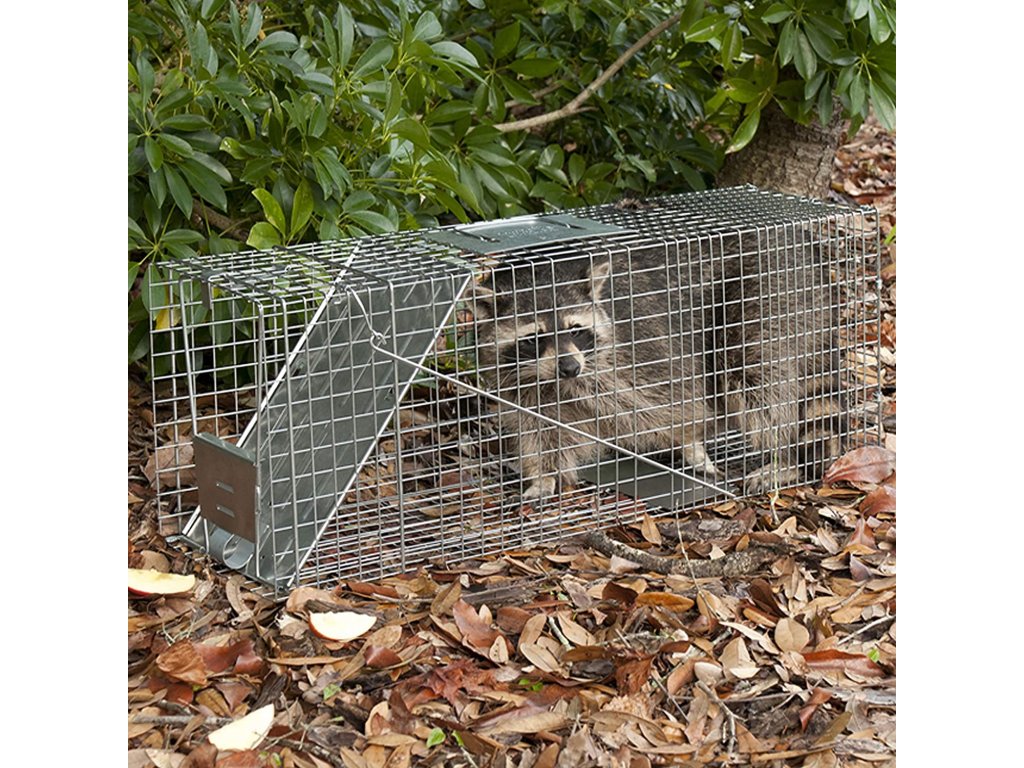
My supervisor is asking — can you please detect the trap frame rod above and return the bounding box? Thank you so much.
[343,286,738,500]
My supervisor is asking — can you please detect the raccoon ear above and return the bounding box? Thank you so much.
[468,280,496,320]
[586,260,613,299]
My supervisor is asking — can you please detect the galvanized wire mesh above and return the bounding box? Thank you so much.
[147,186,881,596]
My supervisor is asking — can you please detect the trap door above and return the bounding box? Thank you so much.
[183,263,474,593]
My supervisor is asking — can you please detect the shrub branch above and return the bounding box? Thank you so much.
[494,9,685,133]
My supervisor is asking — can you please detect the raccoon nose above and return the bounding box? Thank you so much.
[558,357,581,378]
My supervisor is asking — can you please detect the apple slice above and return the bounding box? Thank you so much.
[128,568,196,596]
[208,704,274,752]
[309,611,377,642]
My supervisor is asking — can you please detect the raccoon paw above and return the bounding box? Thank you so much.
[522,476,557,501]
[742,466,800,496]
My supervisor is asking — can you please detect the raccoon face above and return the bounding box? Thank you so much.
[471,258,612,390]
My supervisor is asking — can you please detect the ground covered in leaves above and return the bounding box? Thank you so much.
[128,116,896,768]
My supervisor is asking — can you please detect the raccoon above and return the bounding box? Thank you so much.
[712,229,845,493]
[469,230,845,499]
[470,245,720,500]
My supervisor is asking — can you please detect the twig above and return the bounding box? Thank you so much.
[131,714,230,727]
[837,614,895,645]
[277,737,348,768]
[581,531,782,578]
[547,614,572,650]
[494,9,684,133]
[190,199,251,240]
[697,681,740,757]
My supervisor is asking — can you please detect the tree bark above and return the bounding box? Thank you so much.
[717,103,847,199]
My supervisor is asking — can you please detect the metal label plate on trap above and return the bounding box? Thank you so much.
[423,213,629,255]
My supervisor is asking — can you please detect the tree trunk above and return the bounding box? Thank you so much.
[717,103,847,199]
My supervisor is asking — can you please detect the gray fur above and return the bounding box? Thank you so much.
[471,233,842,498]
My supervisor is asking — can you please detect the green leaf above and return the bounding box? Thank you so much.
[791,29,817,80]
[164,165,193,217]
[347,209,395,233]
[720,23,743,63]
[157,133,194,158]
[136,55,155,102]
[686,14,727,43]
[803,22,838,62]
[868,79,895,131]
[426,729,445,748]
[777,19,796,65]
[128,261,140,292]
[290,180,314,237]
[353,39,394,77]
[849,72,867,115]
[494,22,521,60]
[867,1,892,43]
[335,3,355,68]
[256,30,298,53]
[508,57,560,78]
[247,222,282,249]
[144,137,163,171]
[392,118,432,151]
[343,190,375,212]
[191,152,231,184]
[726,108,760,154]
[159,113,209,131]
[177,163,226,212]
[413,11,442,42]
[848,0,872,21]
[761,3,793,23]
[253,189,287,235]
[242,1,262,47]
[431,41,479,69]
[424,100,474,124]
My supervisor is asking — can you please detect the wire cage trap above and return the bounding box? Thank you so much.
[147,186,882,596]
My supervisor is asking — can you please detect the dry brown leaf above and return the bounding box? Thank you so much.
[845,518,877,552]
[430,580,462,616]
[555,612,596,647]
[520,642,563,675]
[640,513,663,545]
[496,606,533,634]
[478,708,568,736]
[860,485,896,517]
[601,581,639,605]
[635,592,695,611]
[823,447,896,486]
[285,586,343,614]
[614,655,654,695]
[802,649,884,678]
[452,600,504,654]
[519,612,547,649]
[693,660,723,686]
[799,688,833,731]
[213,751,268,768]
[666,658,696,695]
[195,687,231,717]
[364,645,403,668]
[774,618,810,653]
[214,682,253,714]
[488,635,510,664]
[157,641,208,686]
[720,637,759,680]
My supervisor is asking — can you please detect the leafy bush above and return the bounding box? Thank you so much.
[128,0,895,362]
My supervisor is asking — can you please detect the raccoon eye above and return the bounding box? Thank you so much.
[565,325,594,350]
[516,336,539,359]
